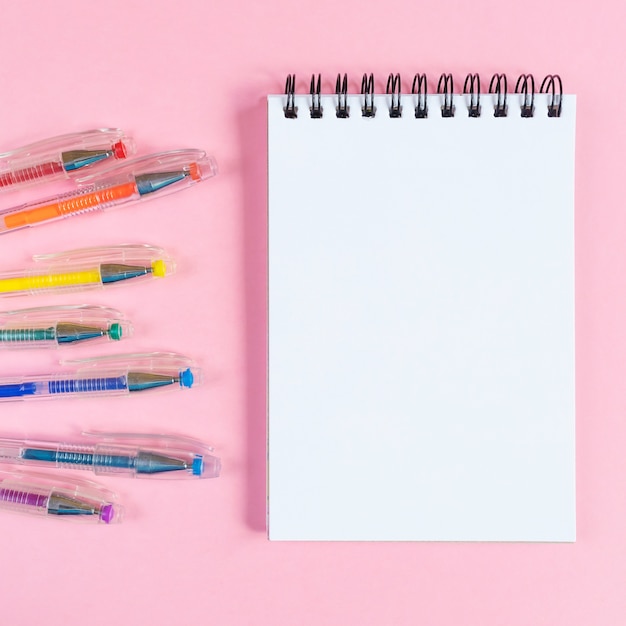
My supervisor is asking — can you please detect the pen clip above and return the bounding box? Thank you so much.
[0,128,130,161]
[0,468,119,501]
[75,149,217,184]
[80,431,215,452]
[0,304,125,323]
[61,352,195,371]
[32,243,168,265]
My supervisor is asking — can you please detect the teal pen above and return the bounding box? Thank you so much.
[0,433,221,480]
[0,305,132,348]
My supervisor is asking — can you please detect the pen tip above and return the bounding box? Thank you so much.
[151,259,167,277]
[108,323,123,341]
[179,368,194,389]
[192,455,203,476]
[113,141,128,159]
[100,504,115,524]
[188,162,201,181]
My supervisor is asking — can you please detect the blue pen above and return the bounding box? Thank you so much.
[0,353,199,401]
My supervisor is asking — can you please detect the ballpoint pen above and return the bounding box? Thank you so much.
[0,128,134,190]
[0,149,217,234]
[0,244,174,297]
[0,353,199,401]
[0,432,221,479]
[0,470,122,523]
[0,305,132,348]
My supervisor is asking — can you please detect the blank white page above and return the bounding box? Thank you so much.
[268,91,576,541]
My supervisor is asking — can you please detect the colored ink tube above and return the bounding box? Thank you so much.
[0,432,221,479]
[0,305,132,348]
[0,352,200,401]
[0,149,217,234]
[0,128,134,191]
[0,244,174,297]
[0,470,122,523]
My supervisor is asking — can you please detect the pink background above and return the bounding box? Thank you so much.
[0,0,621,624]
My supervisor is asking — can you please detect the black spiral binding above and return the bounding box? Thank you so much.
[310,74,323,118]
[361,74,376,118]
[284,74,297,118]
[515,74,535,118]
[489,73,508,117]
[540,74,563,117]
[386,74,402,118]
[335,74,349,118]
[463,73,481,117]
[437,74,455,118]
[282,73,564,120]
[412,74,428,118]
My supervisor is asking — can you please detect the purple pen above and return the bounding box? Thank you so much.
[0,471,122,523]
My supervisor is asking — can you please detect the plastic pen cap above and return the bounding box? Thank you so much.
[76,149,218,200]
[82,432,222,479]
[33,244,177,277]
[62,352,202,392]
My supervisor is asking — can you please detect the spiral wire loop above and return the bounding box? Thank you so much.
[437,73,455,117]
[284,74,298,119]
[515,74,535,118]
[412,74,428,118]
[361,74,376,118]
[386,74,402,118]
[489,73,508,117]
[540,74,563,117]
[335,74,350,118]
[463,73,481,117]
[309,74,323,118]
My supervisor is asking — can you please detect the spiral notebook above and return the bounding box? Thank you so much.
[267,73,576,542]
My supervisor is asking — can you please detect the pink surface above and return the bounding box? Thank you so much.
[0,0,620,624]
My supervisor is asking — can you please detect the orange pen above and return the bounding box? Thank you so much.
[0,150,217,234]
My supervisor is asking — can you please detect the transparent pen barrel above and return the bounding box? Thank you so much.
[0,374,129,401]
[0,181,139,233]
[0,267,103,297]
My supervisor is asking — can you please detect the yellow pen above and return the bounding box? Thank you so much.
[0,244,175,297]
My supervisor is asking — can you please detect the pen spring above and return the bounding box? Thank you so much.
[34,445,136,474]
[2,182,139,231]
[0,327,56,343]
[51,446,97,470]
[0,486,47,511]
[0,162,64,188]
[53,182,138,218]
[0,269,102,295]
[47,375,127,394]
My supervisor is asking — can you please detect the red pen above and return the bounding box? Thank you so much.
[0,128,135,191]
